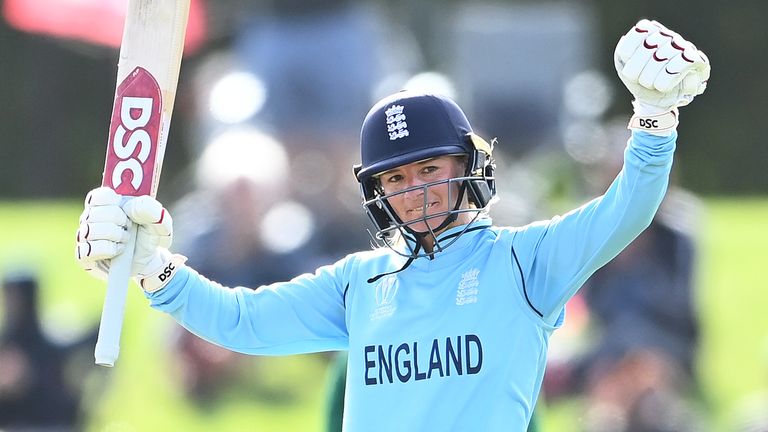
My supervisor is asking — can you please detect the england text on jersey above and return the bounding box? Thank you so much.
[364,334,483,385]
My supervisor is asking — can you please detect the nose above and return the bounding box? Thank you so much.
[401,176,426,201]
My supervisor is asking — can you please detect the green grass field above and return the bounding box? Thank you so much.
[0,201,330,431]
[0,198,766,431]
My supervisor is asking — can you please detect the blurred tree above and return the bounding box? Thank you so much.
[1,1,766,197]
[592,0,768,194]
[0,18,193,199]
[0,20,109,198]
[0,271,99,430]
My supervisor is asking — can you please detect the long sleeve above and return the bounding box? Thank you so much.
[145,256,352,355]
[512,131,675,324]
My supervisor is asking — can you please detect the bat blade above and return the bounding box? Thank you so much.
[95,0,190,367]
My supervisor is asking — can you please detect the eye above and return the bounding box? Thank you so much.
[384,174,403,184]
[421,165,439,175]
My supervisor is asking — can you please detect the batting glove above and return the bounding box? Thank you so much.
[615,19,710,134]
[76,187,185,292]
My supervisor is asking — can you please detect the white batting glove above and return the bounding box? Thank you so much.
[615,19,710,134]
[75,187,185,292]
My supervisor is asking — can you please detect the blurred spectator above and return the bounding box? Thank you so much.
[169,127,329,405]
[0,271,97,431]
[578,192,703,432]
[167,0,416,399]
[183,0,418,273]
[174,127,319,286]
[231,0,417,140]
[544,123,704,432]
[447,3,595,158]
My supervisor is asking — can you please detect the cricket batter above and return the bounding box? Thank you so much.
[76,20,709,431]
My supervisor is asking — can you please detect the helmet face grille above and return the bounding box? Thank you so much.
[360,175,496,257]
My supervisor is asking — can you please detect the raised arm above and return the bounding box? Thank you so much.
[513,19,710,324]
[76,187,350,355]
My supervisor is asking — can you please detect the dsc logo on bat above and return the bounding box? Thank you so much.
[103,67,162,197]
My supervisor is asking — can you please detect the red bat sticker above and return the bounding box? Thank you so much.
[102,66,162,196]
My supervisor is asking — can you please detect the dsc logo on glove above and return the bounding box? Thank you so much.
[638,118,660,129]
[158,262,176,282]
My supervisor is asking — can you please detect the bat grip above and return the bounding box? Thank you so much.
[94,221,138,367]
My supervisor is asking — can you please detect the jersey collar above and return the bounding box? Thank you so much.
[400,217,492,258]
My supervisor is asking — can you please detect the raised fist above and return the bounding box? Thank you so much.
[615,19,710,113]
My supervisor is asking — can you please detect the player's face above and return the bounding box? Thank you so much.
[377,155,469,234]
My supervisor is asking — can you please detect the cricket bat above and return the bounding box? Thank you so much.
[95,0,190,367]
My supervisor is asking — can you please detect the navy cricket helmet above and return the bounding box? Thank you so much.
[353,90,497,248]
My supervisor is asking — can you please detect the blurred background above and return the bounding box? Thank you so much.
[1,0,766,431]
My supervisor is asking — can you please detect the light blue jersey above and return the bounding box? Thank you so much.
[148,131,675,431]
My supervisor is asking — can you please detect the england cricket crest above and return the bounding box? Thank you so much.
[456,268,480,306]
[385,104,408,141]
[370,274,399,321]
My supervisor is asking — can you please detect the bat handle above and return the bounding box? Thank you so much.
[94,221,138,367]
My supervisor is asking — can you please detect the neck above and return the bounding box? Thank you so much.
[418,235,436,254]
[413,212,476,253]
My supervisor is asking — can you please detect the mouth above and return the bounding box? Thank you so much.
[406,202,438,216]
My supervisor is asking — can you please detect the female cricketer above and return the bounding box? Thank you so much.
[76,19,709,431]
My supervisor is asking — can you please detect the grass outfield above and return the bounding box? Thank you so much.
[0,198,766,431]
[0,201,329,431]
[697,198,768,429]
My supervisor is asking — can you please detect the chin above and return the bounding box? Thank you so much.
[405,214,450,235]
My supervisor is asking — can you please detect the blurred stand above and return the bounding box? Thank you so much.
[156,0,426,413]
[173,128,317,286]
[169,128,323,405]
[0,271,99,431]
[544,122,706,432]
[448,3,594,158]
[0,0,208,199]
[233,0,411,141]
[442,3,598,228]
[178,0,425,265]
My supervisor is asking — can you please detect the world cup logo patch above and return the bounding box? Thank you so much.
[371,274,399,320]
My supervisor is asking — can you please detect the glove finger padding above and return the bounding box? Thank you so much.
[77,238,125,261]
[119,196,183,292]
[78,257,111,281]
[615,19,710,112]
[122,195,173,247]
[78,222,130,243]
[76,187,129,279]
[122,195,170,227]
[121,195,174,275]
[76,188,176,286]
[79,205,129,227]
[85,186,123,209]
